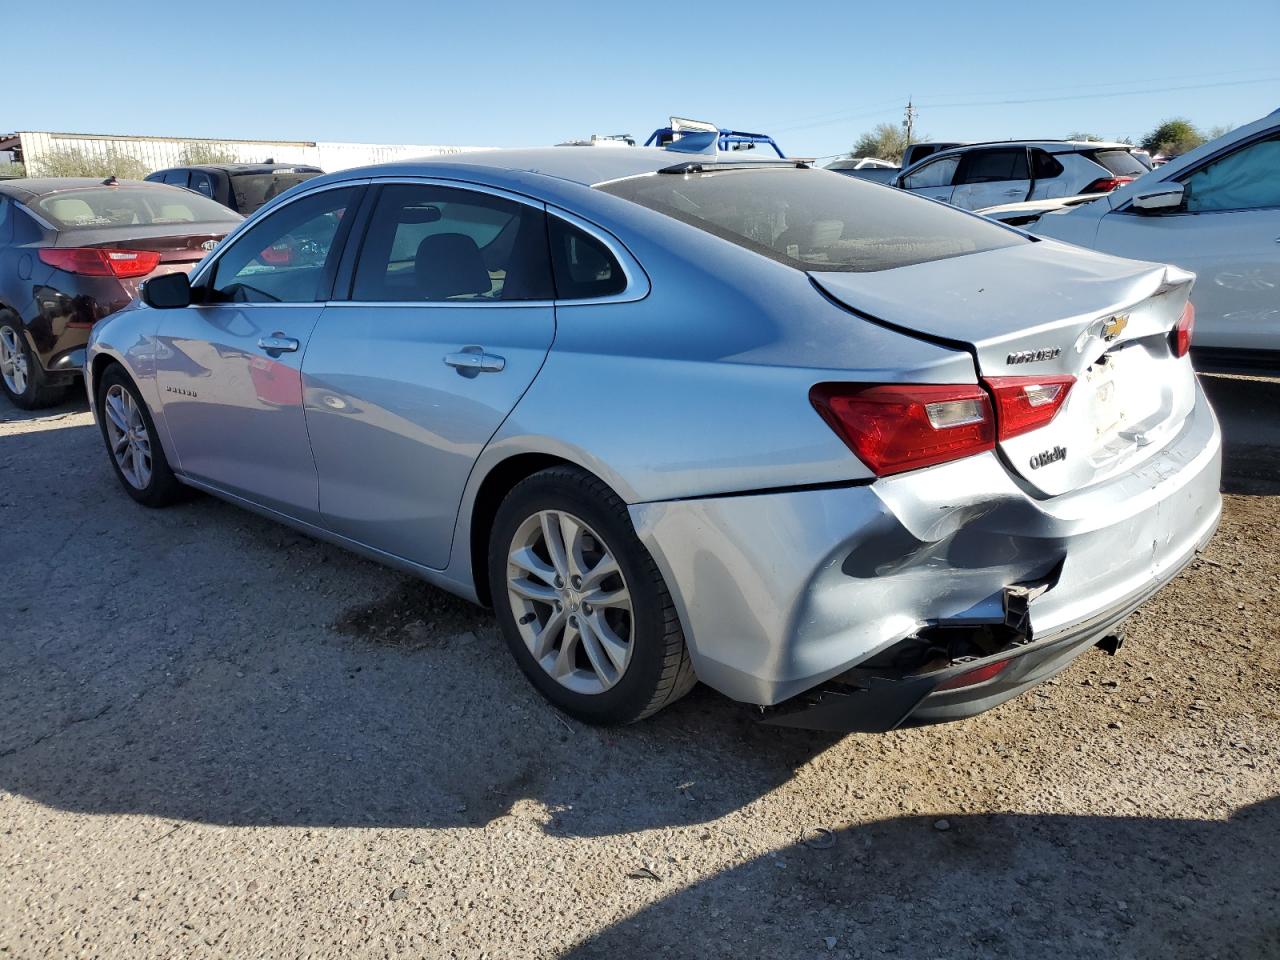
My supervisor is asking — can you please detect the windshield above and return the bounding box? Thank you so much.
[231,171,323,214]
[599,168,1026,272]
[35,186,240,229]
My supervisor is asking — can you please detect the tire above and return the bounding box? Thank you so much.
[95,364,184,508]
[488,466,696,725]
[0,316,66,410]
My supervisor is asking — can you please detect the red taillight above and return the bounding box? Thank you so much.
[810,383,996,477]
[39,247,161,279]
[1080,176,1134,194]
[935,658,1012,692]
[983,376,1075,440]
[1173,301,1195,358]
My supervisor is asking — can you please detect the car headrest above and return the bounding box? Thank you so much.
[48,198,96,223]
[414,233,491,300]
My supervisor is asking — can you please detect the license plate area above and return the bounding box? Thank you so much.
[1085,355,1124,440]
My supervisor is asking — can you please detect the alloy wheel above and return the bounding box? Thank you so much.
[506,509,634,695]
[103,383,152,490]
[0,325,28,396]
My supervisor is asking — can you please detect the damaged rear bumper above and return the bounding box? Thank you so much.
[630,384,1222,729]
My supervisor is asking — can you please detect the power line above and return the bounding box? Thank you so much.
[770,75,1280,134]
[763,66,1275,132]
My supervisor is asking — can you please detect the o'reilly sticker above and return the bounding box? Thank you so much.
[1030,446,1066,469]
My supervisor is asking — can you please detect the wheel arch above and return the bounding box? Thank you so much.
[466,452,582,607]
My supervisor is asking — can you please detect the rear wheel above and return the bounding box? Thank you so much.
[0,317,66,409]
[488,466,696,725]
[96,364,184,507]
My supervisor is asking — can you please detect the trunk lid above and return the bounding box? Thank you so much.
[60,226,230,266]
[811,241,1198,496]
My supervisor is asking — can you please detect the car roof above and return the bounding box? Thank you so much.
[315,147,788,190]
[946,140,1134,154]
[0,177,182,200]
[152,163,325,175]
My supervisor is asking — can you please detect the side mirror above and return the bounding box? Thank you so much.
[1130,182,1185,213]
[141,271,191,309]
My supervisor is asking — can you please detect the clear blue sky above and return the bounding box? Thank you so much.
[8,0,1279,158]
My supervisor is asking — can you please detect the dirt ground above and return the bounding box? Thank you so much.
[1,374,1277,960]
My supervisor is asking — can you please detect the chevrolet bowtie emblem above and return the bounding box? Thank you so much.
[1101,313,1129,341]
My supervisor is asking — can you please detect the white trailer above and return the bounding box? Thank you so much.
[2,131,490,176]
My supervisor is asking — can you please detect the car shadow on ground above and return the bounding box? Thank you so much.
[563,799,1280,960]
[1200,373,1280,495]
[0,375,1274,842]
[0,394,841,836]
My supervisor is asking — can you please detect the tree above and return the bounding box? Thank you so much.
[850,122,925,164]
[1141,118,1205,158]
[0,162,25,178]
[1205,123,1234,142]
[179,142,240,165]
[30,146,149,180]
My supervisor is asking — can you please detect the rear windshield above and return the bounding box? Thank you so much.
[34,186,239,229]
[599,167,1025,272]
[1086,149,1148,177]
[231,171,323,214]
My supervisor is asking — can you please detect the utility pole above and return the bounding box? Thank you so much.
[903,97,917,145]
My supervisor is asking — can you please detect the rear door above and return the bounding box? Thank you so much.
[951,148,1032,210]
[898,154,960,204]
[154,183,363,521]
[302,180,557,569]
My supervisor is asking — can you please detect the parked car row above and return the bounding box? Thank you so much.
[0,177,241,407]
[72,143,1221,733]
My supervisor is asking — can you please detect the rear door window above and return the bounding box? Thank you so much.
[162,170,190,188]
[209,187,357,303]
[1032,150,1064,179]
[600,167,1024,273]
[548,218,626,299]
[958,148,1029,184]
[350,183,553,302]
[189,172,216,199]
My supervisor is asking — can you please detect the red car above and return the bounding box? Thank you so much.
[0,177,241,408]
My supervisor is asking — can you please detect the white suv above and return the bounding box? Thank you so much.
[894,140,1150,210]
[1032,111,1280,370]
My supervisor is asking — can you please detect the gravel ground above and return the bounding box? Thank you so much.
[1,374,1277,959]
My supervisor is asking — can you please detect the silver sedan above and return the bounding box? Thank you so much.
[86,147,1221,731]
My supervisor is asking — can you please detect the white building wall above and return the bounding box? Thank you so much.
[17,132,490,176]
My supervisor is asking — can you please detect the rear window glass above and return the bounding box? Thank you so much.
[599,168,1025,273]
[231,171,323,214]
[35,186,239,229]
[1087,150,1147,177]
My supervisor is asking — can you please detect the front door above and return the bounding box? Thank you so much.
[898,154,960,205]
[302,181,557,569]
[154,184,361,520]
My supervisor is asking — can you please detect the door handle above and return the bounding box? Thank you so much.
[444,349,505,376]
[257,334,299,354]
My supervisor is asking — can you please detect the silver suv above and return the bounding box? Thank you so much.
[895,140,1151,210]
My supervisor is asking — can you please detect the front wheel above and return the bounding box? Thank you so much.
[488,466,696,725]
[96,364,184,507]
